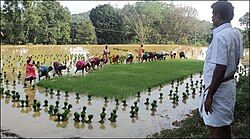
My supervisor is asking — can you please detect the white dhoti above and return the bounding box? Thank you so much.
[199,79,236,127]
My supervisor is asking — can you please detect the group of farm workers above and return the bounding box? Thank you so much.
[24,56,66,86]
[24,44,136,86]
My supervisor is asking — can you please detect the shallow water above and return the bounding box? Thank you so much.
[1,45,249,138]
[1,70,248,138]
[1,73,204,137]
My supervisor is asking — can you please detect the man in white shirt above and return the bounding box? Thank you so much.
[199,1,244,138]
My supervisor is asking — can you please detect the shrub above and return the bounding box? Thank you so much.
[167,41,175,45]
[232,74,249,138]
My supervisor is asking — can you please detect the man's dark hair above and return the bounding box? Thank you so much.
[211,1,234,22]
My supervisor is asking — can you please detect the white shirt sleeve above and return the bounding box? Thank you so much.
[211,36,228,65]
[234,28,244,59]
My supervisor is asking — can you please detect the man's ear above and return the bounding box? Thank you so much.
[216,14,220,20]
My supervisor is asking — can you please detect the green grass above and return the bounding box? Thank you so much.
[37,59,204,99]
[149,74,250,138]
[148,109,210,138]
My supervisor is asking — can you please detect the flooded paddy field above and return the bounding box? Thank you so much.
[0,45,249,138]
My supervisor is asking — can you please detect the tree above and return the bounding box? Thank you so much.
[35,1,71,44]
[71,13,97,44]
[122,3,145,44]
[239,12,249,30]
[22,1,40,44]
[165,4,200,44]
[0,1,214,46]
[1,5,6,43]
[1,0,71,45]
[121,2,211,45]
[239,12,249,48]
[89,4,124,44]
[1,0,24,44]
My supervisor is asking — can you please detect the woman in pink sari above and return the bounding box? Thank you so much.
[75,60,91,74]
[25,56,37,85]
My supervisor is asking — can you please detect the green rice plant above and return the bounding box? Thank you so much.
[37,59,204,99]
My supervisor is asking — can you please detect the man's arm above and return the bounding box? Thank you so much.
[208,64,227,96]
[204,64,227,114]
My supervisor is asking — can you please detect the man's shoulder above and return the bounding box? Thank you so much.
[216,27,241,42]
[219,26,239,35]
[214,28,232,39]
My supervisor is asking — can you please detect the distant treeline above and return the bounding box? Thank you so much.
[0,1,248,47]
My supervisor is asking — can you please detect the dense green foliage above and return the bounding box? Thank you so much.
[1,1,71,44]
[37,60,204,99]
[232,75,250,138]
[36,2,71,44]
[239,12,249,48]
[89,4,124,44]
[71,12,97,44]
[1,1,248,46]
[0,1,212,45]
[150,74,249,138]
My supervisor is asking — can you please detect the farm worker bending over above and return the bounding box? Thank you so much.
[170,50,177,59]
[126,52,134,64]
[127,52,133,58]
[50,61,66,76]
[38,65,53,80]
[75,60,91,74]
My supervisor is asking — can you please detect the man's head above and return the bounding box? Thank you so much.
[211,1,234,27]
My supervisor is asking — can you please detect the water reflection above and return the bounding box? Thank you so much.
[100,123,105,129]
[110,122,117,128]
[74,123,80,129]
[32,111,41,118]
[88,123,94,129]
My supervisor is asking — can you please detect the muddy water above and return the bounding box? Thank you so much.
[1,70,248,138]
[1,45,249,138]
[1,73,205,137]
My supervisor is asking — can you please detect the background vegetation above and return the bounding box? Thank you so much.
[1,1,248,47]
